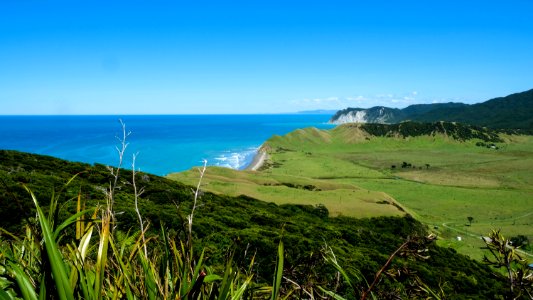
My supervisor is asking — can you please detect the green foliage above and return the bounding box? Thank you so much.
[510,235,530,250]
[360,121,503,142]
[252,122,533,261]
[0,150,512,298]
[26,187,75,300]
[412,88,533,131]
[0,173,259,299]
[482,230,533,299]
[331,88,533,131]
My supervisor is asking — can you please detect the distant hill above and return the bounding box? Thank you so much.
[330,103,466,125]
[269,121,503,146]
[411,89,533,130]
[357,121,503,142]
[401,102,469,117]
[330,106,404,124]
[330,89,533,131]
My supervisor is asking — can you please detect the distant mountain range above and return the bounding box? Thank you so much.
[330,89,533,131]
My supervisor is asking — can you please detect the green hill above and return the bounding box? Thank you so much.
[355,121,503,142]
[0,150,512,298]
[412,89,533,130]
[173,122,533,264]
[331,88,533,131]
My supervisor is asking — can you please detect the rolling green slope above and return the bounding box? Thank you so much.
[0,150,512,298]
[172,122,533,261]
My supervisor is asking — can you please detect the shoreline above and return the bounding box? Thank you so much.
[245,148,268,171]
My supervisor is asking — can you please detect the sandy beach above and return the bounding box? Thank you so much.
[245,149,268,171]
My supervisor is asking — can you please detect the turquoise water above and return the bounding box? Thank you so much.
[0,115,334,175]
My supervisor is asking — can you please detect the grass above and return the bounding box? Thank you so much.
[0,156,464,299]
[168,125,533,261]
[0,167,278,299]
[3,122,528,299]
[0,122,279,299]
[170,167,405,218]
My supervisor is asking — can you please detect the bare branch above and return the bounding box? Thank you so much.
[187,159,208,247]
[132,152,147,258]
[107,119,131,225]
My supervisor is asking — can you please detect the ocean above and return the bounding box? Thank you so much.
[0,115,335,176]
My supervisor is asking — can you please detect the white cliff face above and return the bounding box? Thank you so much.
[330,110,367,124]
[374,107,391,123]
[330,107,398,124]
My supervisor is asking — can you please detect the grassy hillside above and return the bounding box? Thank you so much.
[170,165,405,218]
[331,88,533,131]
[0,150,515,298]
[171,123,533,261]
[412,89,533,130]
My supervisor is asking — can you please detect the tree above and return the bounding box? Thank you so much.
[467,216,474,226]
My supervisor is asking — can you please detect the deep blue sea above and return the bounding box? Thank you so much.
[0,115,335,176]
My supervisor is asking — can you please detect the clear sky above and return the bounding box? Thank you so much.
[1,0,532,114]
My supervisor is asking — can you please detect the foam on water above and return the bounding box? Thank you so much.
[213,147,258,170]
[0,115,335,175]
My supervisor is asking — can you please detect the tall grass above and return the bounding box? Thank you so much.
[0,121,285,299]
[0,121,453,299]
[0,182,271,299]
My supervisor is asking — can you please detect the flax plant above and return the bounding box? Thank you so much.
[0,121,285,299]
[318,234,440,300]
[483,230,533,299]
[0,173,254,299]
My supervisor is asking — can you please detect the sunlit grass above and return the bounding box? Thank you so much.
[170,126,533,261]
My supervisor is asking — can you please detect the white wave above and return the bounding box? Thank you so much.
[213,147,258,170]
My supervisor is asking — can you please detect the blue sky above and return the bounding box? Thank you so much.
[1,0,532,114]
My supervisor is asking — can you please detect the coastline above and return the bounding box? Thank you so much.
[0,115,333,176]
[245,148,268,171]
